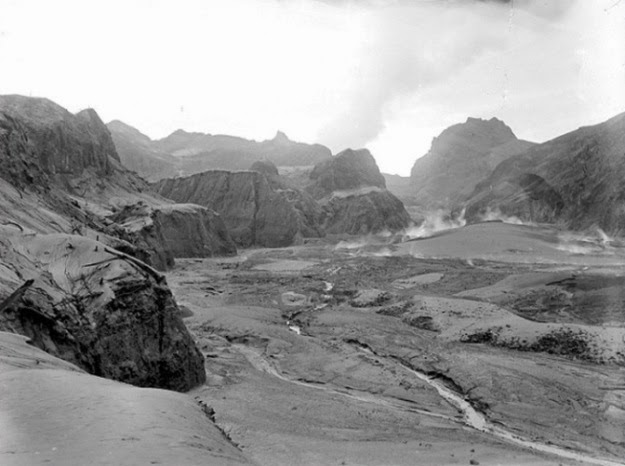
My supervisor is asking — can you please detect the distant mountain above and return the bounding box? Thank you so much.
[408,117,535,208]
[107,121,332,180]
[464,112,625,236]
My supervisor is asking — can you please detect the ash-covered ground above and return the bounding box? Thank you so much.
[167,222,625,466]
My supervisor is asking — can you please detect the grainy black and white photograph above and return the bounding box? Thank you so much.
[1,0,624,465]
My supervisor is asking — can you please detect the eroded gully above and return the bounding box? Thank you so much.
[234,340,624,466]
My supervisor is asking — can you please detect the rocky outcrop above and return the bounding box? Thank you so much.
[0,95,120,179]
[408,117,535,208]
[307,148,386,199]
[464,112,625,236]
[155,170,324,248]
[0,226,206,391]
[107,120,332,179]
[307,149,411,234]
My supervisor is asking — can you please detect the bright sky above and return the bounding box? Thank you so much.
[0,0,623,175]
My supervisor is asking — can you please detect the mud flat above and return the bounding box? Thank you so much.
[167,222,625,465]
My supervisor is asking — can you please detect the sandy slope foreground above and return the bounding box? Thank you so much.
[169,223,625,465]
[0,332,252,466]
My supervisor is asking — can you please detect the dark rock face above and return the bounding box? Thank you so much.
[0,228,206,391]
[307,149,411,234]
[107,202,237,269]
[464,112,625,235]
[321,189,411,235]
[408,117,534,207]
[107,121,332,180]
[155,170,324,248]
[307,148,386,199]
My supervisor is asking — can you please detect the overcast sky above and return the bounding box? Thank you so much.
[0,0,623,175]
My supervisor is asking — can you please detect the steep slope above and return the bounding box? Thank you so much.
[0,332,252,465]
[155,167,324,248]
[108,120,332,179]
[0,95,235,269]
[307,149,411,234]
[408,117,535,208]
[107,119,178,181]
[464,112,625,236]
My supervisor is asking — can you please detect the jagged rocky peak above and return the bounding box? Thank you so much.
[272,130,290,144]
[308,148,386,199]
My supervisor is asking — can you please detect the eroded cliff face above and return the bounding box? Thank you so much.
[464,112,625,235]
[320,189,411,235]
[155,170,324,248]
[110,202,237,263]
[0,226,206,391]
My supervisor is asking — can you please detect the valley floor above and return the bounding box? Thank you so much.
[167,222,625,466]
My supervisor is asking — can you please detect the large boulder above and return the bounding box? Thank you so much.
[0,226,206,391]
[408,117,534,208]
[155,170,324,248]
[464,112,625,236]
